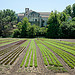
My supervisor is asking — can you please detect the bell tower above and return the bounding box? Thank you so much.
[25,8,29,18]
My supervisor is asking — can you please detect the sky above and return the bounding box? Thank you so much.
[0,0,75,13]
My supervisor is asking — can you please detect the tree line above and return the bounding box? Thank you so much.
[0,3,75,38]
[13,17,47,38]
[47,3,75,38]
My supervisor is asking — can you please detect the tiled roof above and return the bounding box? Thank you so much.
[38,12,50,15]
[18,14,24,16]
[41,16,49,18]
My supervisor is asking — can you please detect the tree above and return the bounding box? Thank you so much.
[39,27,47,37]
[19,17,31,37]
[60,20,75,38]
[63,5,71,16]
[0,9,17,37]
[28,26,35,37]
[12,29,20,38]
[72,3,75,17]
[72,17,75,21]
[60,22,70,38]
[59,12,67,22]
[47,11,60,38]
[17,22,22,31]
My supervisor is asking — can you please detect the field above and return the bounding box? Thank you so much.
[0,38,75,75]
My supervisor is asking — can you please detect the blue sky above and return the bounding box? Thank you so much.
[0,0,75,13]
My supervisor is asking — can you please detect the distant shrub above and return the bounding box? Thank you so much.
[12,29,20,38]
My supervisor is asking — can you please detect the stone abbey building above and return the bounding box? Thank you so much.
[18,8,50,27]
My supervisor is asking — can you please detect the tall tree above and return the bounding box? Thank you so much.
[72,3,75,17]
[47,11,60,38]
[59,12,67,22]
[63,5,71,16]
[0,9,17,37]
[20,17,31,37]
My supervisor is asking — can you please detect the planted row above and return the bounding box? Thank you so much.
[35,40,63,67]
[20,39,38,68]
[44,40,75,55]
[38,40,75,69]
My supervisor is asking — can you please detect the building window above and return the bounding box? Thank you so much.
[33,19,34,21]
[26,13,27,15]
[35,19,37,22]
[33,14,34,16]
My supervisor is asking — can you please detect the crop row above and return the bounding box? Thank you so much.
[51,39,75,45]
[0,46,21,62]
[20,39,37,68]
[0,46,25,65]
[0,40,29,65]
[0,40,25,51]
[20,40,30,47]
[43,40,75,55]
[0,39,22,46]
[0,45,18,56]
[0,40,26,56]
[5,47,25,65]
[47,40,75,50]
[0,39,18,44]
[38,40,75,69]
[35,40,63,67]
[38,38,75,45]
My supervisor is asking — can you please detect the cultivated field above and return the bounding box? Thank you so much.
[0,38,75,75]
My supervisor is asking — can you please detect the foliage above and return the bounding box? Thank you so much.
[46,3,75,38]
[0,9,17,37]
[63,5,71,16]
[60,21,75,38]
[72,3,75,17]
[12,29,20,38]
[47,11,60,38]
[20,17,31,37]
[0,3,75,38]
[16,18,47,38]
